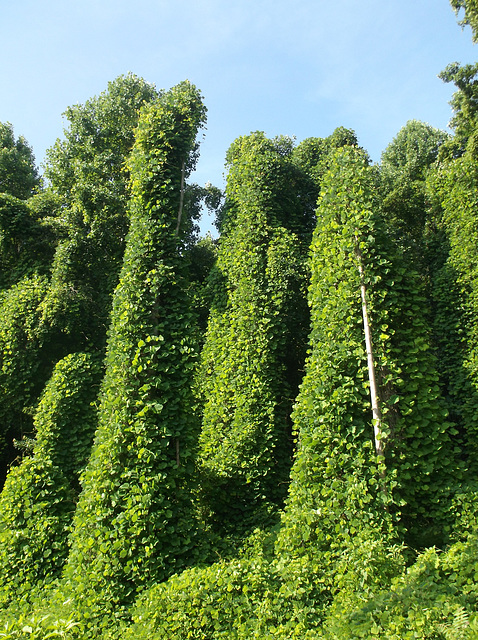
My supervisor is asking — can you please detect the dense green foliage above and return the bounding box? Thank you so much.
[427,153,478,480]
[0,123,40,200]
[278,147,456,556]
[0,275,52,484]
[380,120,449,259]
[319,528,478,638]
[0,352,101,606]
[62,81,207,624]
[40,74,160,355]
[196,132,312,538]
[0,74,159,485]
[0,192,59,291]
[0,3,478,636]
[291,126,359,193]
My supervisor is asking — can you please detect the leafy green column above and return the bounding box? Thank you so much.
[427,154,478,478]
[64,81,206,616]
[275,148,395,601]
[277,146,455,581]
[196,133,312,537]
[0,352,101,606]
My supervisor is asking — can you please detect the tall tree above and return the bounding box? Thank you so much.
[277,147,455,577]
[0,275,52,486]
[41,73,160,354]
[196,132,313,538]
[0,192,59,291]
[0,123,40,200]
[63,81,206,619]
[380,120,449,258]
[0,76,158,483]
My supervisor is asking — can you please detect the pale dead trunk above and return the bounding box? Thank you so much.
[176,161,185,236]
[355,240,385,459]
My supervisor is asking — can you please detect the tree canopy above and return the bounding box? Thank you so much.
[0,123,40,200]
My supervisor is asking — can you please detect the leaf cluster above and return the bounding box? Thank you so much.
[0,123,40,200]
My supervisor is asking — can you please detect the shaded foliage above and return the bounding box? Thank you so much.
[426,155,478,479]
[0,276,52,485]
[380,120,449,260]
[0,353,101,607]
[0,75,159,485]
[0,192,59,291]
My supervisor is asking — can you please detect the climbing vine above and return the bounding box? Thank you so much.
[0,352,101,606]
[63,81,207,623]
[196,133,311,537]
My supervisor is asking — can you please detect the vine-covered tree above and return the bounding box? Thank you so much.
[275,148,398,613]
[0,124,56,292]
[380,120,449,261]
[40,73,160,354]
[292,127,358,186]
[277,147,456,582]
[0,192,59,291]
[0,76,159,483]
[196,132,313,538]
[63,81,207,621]
[0,275,52,485]
[0,352,101,606]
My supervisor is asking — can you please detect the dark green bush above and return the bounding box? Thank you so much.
[0,275,51,484]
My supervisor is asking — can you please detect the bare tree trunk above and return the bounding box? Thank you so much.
[355,241,385,459]
[176,162,185,236]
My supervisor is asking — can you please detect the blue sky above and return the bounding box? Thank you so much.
[1,0,476,233]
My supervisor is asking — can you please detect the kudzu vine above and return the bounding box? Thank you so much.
[63,81,207,621]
